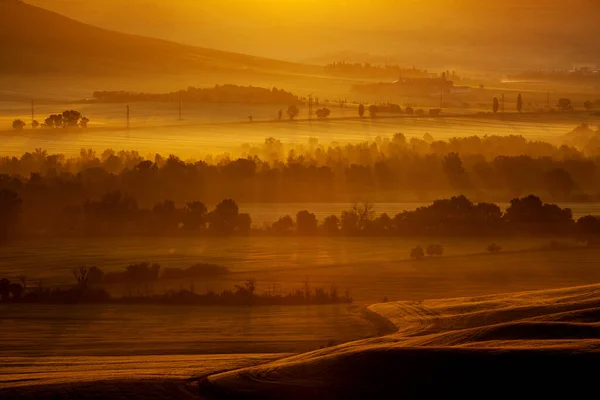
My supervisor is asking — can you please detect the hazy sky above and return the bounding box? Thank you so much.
[26,1,600,67]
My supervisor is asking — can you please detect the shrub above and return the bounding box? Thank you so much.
[410,245,425,260]
[12,119,26,130]
[426,244,444,257]
[487,243,501,254]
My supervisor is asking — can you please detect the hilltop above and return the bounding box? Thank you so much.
[0,0,311,76]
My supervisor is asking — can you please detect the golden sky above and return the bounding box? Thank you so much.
[26,1,599,66]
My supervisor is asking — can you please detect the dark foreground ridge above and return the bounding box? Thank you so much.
[4,285,600,399]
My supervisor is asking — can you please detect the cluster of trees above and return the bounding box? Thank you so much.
[1,270,352,306]
[80,262,229,285]
[2,131,600,209]
[12,110,89,130]
[409,244,444,260]
[324,62,449,80]
[92,85,301,105]
[3,183,600,239]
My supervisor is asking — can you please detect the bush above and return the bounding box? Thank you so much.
[487,243,501,254]
[426,244,444,257]
[12,120,26,130]
[410,245,425,260]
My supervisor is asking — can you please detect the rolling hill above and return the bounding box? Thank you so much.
[0,0,311,76]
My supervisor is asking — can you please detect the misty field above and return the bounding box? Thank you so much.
[2,236,600,304]
[2,101,598,158]
[0,303,374,357]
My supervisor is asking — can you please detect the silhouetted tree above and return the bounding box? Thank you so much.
[368,105,378,117]
[73,266,90,289]
[358,104,365,117]
[272,215,294,234]
[87,266,105,285]
[208,199,239,235]
[183,201,208,232]
[405,106,414,115]
[341,210,359,235]
[583,100,593,110]
[493,97,499,113]
[575,215,600,245]
[12,119,25,130]
[426,244,444,257]
[287,105,299,120]
[410,245,425,260]
[544,168,575,199]
[322,215,340,234]
[296,210,317,235]
[315,108,331,119]
[557,98,573,111]
[487,243,501,254]
[517,94,523,113]
[237,213,252,235]
[31,120,39,129]
[0,189,21,239]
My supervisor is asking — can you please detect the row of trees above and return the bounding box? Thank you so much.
[2,189,600,240]
[12,110,89,130]
[92,85,301,105]
[3,269,352,306]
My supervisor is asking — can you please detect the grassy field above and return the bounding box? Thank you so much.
[1,101,597,158]
[0,303,374,357]
[2,236,600,304]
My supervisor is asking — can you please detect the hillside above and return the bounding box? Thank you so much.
[3,284,600,399]
[204,284,600,399]
[0,0,310,76]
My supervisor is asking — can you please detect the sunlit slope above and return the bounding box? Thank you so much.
[206,284,600,399]
[0,0,311,75]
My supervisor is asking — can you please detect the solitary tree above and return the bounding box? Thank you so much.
[584,100,593,110]
[487,243,501,254]
[315,108,331,119]
[12,120,25,130]
[410,245,425,260]
[287,105,299,120]
[358,104,365,117]
[517,94,523,113]
[426,244,444,257]
[368,105,378,118]
[31,120,39,129]
[557,98,573,111]
[493,97,499,113]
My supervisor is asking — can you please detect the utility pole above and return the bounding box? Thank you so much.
[126,105,130,129]
[31,99,35,124]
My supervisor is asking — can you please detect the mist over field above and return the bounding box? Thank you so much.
[2,0,600,398]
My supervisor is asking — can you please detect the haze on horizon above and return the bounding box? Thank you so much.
[27,0,600,69]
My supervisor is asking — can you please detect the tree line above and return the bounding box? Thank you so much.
[1,131,600,212]
[2,187,600,241]
[91,85,301,105]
